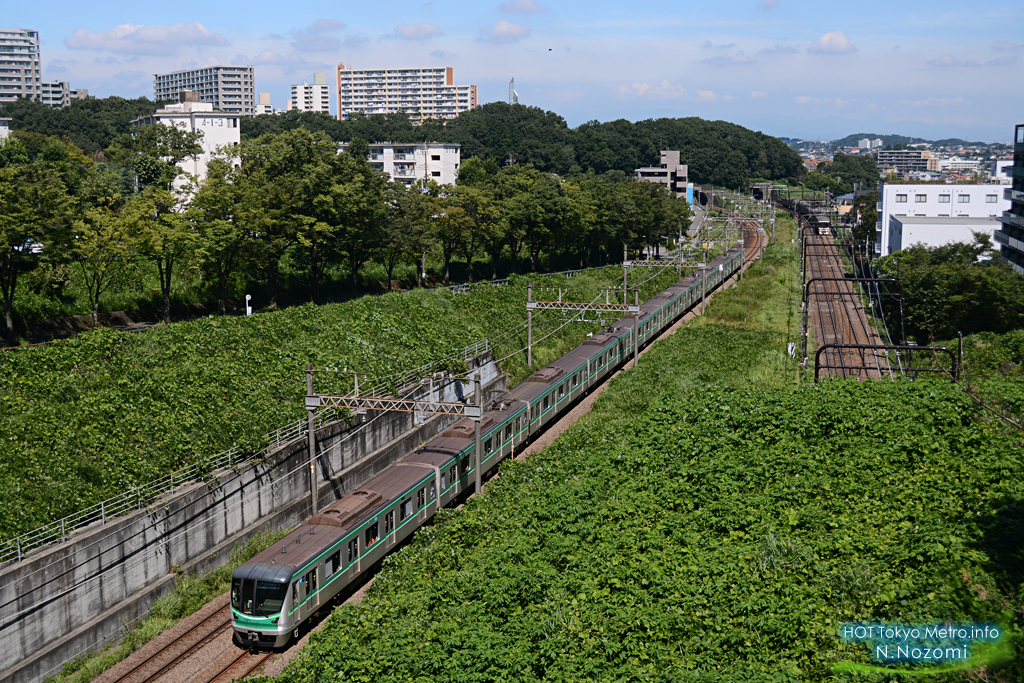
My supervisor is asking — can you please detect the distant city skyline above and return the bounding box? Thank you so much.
[3,0,1022,141]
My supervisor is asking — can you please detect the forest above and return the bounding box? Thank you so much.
[0,97,803,341]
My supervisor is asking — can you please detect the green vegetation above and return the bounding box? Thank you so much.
[0,96,161,155]
[44,528,288,683]
[805,153,879,196]
[875,235,1024,342]
[0,266,680,542]
[268,212,1023,682]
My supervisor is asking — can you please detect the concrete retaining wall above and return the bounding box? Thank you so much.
[0,355,503,683]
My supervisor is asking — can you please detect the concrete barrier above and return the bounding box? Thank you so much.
[0,354,503,683]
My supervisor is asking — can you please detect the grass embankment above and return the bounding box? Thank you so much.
[272,215,1024,682]
[45,529,288,683]
[0,267,681,543]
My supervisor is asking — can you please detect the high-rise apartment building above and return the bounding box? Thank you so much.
[995,124,1024,274]
[290,72,331,113]
[154,65,255,116]
[875,149,931,175]
[336,65,477,123]
[40,80,69,108]
[0,28,41,104]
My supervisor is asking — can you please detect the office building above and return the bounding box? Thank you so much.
[0,28,41,104]
[875,182,1010,257]
[290,72,331,113]
[995,124,1024,274]
[154,65,255,116]
[876,149,931,175]
[336,65,477,123]
[338,141,460,186]
[132,92,241,183]
[635,151,689,198]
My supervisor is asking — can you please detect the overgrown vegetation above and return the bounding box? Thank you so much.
[267,216,1023,682]
[0,266,680,542]
[43,528,288,683]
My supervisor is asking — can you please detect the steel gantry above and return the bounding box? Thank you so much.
[303,364,488,512]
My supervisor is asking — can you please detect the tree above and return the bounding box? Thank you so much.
[72,204,130,326]
[106,122,203,190]
[122,186,196,324]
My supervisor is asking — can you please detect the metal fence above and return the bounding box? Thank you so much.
[0,337,492,565]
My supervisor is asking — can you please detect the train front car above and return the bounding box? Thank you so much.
[231,561,294,647]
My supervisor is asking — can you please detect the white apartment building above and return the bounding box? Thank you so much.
[0,117,10,141]
[336,65,477,123]
[40,80,69,108]
[154,66,255,116]
[255,92,277,116]
[875,183,1010,257]
[133,93,241,183]
[338,141,460,186]
[291,72,331,113]
[0,28,41,104]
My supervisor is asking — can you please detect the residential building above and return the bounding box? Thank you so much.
[70,88,88,100]
[255,92,274,115]
[40,80,69,108]
[995,124,1024,274]
[876,149,931,175]
[991,159,1013,184]
[132,92,241,183]
[338,141,460,186]
[0,117,10,141]
[290,72,331,113]
[875,182,1010,257]
[635,151,689,198]
[154,65,255,116]
[336,65,478,123]
[0,27,41,104]
[871,139,883,149]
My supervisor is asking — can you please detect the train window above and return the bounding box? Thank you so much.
[365,522,379,547]
[348,537,359,562]
[558,384,564,399]
[307,570,317,594]
[543,396,549,411]
[256,581,287,616]
[401,497,413,519]
[460,456,469,474]
[485,438,493,454]
[506,424,512,440]
[430,480,436,498]
[327,550,340,576]
[384,510,394,534]
[417,488,426,508]
[291,581,298,607]
[231,578,249,613]
[440,470,446,488]
[449,465,457,483]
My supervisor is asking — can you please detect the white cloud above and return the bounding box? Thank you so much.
[794,95,820,105]
[992,41,1024,51]
[807,31,856,54]
[757,0,780,8]
[758,44,797,55]
[430,49,457,58]
[65,22,228,55]
[927,54,1017,68]
[618,79,686,99]
[235,50,324,76]
[480,20,531,43]
[898,97,966,106]
[291,19,345,52]
[499,0,547,13]
[700,40,736,49]
[700,51,754,66]
[393,23,443,40]
[697,90,718,102]
[750,90,767,99]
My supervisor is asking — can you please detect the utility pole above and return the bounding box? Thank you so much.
[622,244,628,304]
[527,280,533,368]
[305,363,318,517]
[474,372,482,494]
[700,262,707,315]
[633,288,640,367]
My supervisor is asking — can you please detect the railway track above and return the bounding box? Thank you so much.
[804,231,892,380]
[203,650,273,683]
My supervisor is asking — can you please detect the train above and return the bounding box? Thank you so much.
[230,246,747,648]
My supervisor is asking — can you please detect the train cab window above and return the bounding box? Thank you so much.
[384,510,394,534]
[232,578,251,614]
[417,487,426,508]
[365,522,379,547]
[401,497,413,519]
[327,550,340,577]
[485,438,493,454]
[306,570,317,594]
[291,581,298,607]
[256,581,287,616]
[348,537,359,562]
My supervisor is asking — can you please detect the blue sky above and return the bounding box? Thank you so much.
[7,0,1024,141]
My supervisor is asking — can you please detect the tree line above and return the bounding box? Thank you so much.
[2,96,805,187]
[0,126,692,340]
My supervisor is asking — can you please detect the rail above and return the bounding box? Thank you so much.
[814,344,958,382]
[0,336,491,565]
